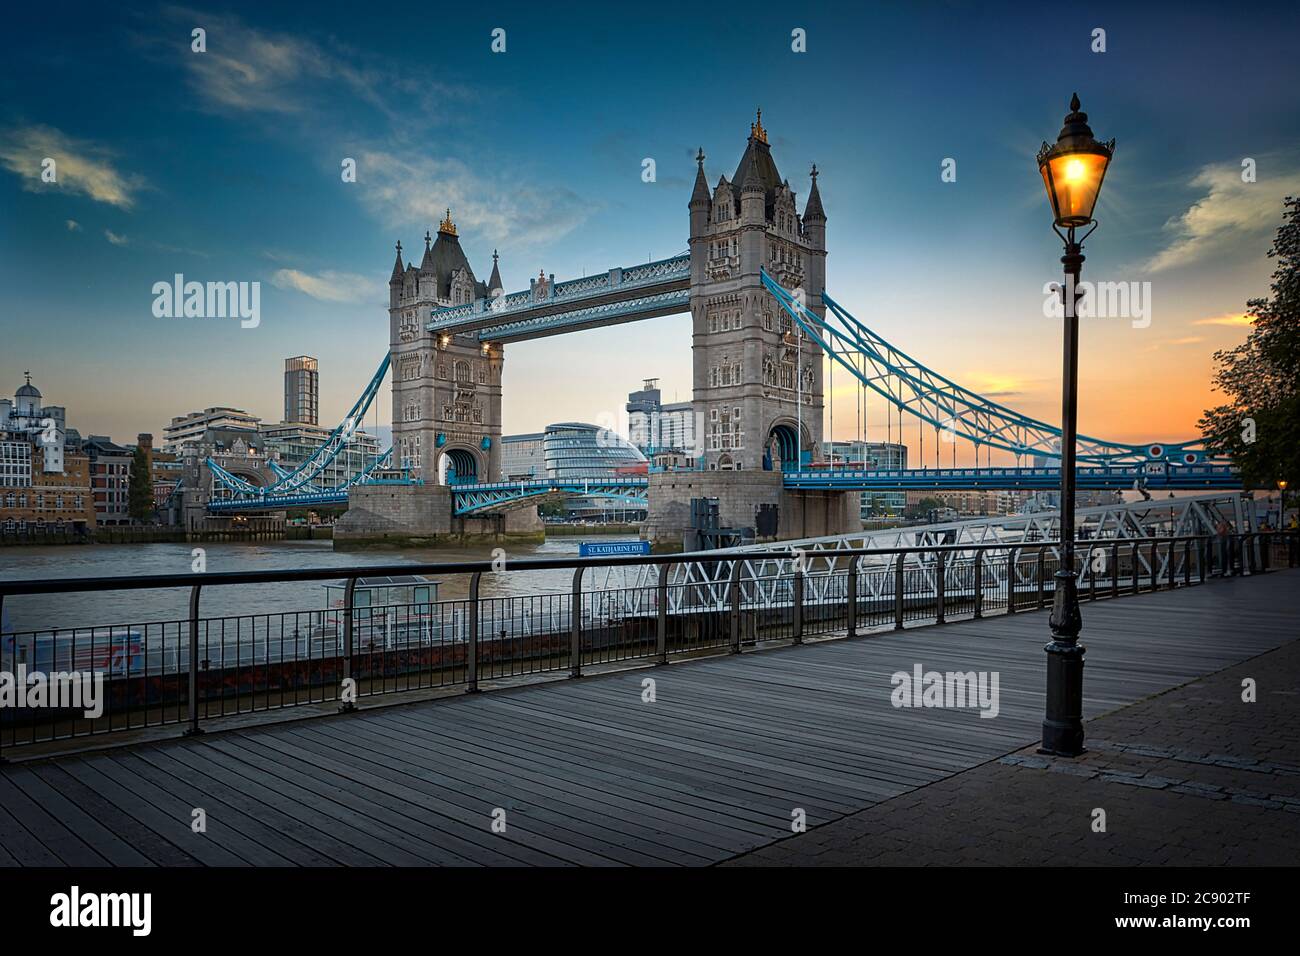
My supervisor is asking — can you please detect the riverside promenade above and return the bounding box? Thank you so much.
[0,570,1294,866]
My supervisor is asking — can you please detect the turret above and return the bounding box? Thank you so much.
[389,241,403,308]
[689,148,711,239]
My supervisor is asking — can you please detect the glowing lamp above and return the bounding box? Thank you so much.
[1037,93,1115,228]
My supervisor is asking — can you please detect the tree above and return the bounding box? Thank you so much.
[903,496,944,519]
[1199,197,1300,490]
[128,446,154,523]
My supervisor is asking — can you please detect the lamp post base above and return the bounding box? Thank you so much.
[1040,569,1086,757]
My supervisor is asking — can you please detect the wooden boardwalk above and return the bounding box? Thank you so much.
[1,571,1295,867]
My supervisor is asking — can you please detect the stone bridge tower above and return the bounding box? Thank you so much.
[688,111,827,473]
[388,210,505,485]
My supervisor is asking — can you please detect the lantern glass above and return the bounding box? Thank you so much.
[1041,149,1110,228]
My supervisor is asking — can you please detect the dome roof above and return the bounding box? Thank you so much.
[16,382,40,399]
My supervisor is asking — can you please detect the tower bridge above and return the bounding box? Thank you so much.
[202,112,1240,548]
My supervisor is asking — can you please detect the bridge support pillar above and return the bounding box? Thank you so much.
[643,470,859,551]
[334,483,544,549]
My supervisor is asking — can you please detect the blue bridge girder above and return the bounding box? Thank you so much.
[451,477,650,515]
[784,463,1241,492]
[427,253,689,343]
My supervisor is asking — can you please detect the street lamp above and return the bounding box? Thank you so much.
[1279,480,1289,528]
[1036,93,1114,757]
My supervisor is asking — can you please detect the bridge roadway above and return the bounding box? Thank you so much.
[206,462,1239,513]
[0,571,1291,866]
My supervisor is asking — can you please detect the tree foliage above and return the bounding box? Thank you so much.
[1198,197,1300,490]
[128,446,154,522]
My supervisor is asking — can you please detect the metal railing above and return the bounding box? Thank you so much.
[1,531,1294,758]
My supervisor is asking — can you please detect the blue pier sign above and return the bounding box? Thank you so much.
[579,540,651,558]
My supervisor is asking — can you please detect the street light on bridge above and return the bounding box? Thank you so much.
[1036,93,1114,757]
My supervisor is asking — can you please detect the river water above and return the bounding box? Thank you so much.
[0,536,634,635]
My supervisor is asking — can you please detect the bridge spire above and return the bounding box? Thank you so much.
[488,248,503,294]
[804,163,826,223]
[438,208,458,236]
[690,147,711,206]
[390,241,404,282]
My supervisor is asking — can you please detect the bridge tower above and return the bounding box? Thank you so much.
[688,111,827,472]
[388,211,505,485]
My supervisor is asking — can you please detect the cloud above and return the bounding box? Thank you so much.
[160,6,470,124]
[1146,162,1300,272]
[104,229,129,246]
[65,219,81,231]
[356,149,590,248]
[271,268,381,303]
[1192,312,1253,327]
[0,125,145,209]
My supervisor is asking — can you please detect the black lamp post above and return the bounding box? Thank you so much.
[1036,93,1114,757]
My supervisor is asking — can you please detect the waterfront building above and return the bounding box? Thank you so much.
[820,439,909,516]
[543,423,646,521]
[500,432,546,480]
[163,407,263,454]
[81,435,134,526]
[258,420,381,487]
[0,373,95,535]
[626,378,698,461]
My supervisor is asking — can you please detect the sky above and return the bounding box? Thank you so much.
[2,0,1297,465]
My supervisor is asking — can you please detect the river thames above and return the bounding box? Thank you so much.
[0,536,625,635]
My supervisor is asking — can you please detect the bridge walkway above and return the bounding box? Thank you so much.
[0,571,1293,866]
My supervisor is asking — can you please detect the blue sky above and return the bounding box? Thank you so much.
[2,0,1297,457]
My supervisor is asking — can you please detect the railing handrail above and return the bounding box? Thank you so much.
[0,532,1283,597]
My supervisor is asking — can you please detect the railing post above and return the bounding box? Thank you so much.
[1036,548,1046,609]
[973,551,984,619]
[656,563,670,664]
[792,570,805,644]
[1184,539,1192,586]
[185,583,204,735]
[340,575,357,712]
[934,551,946,624]
[466,571,481,692]
[1087,547,1097,601]
[1110,542,1119,599]
[1150,540,1159,591]
[1260,533,1271,572]
[1168,541,1177,589]
[1132,542,1140,594]
[729,560,743,653]
[846,557,860,637]
[1006,548,1017,615]
[570,566,585,678]
[894,554,905,629]
[1199,537,1207,583]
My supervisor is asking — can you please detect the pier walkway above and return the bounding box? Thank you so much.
[0,571,1294,866]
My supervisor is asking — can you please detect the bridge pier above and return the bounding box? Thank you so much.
[643,470,860,551]
[333,483,544,549]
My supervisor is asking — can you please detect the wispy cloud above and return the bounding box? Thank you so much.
[1146,161,1300,272]
[159,6,471,125]
[0,125,145,209]
[65,219,81,231]
[271,268,381,303]
[356,149,590,248]
[104,229,129,246]
[1192,312,1253,327]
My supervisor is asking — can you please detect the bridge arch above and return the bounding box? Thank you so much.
[438,445,483,484]
[763,419,808,471]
